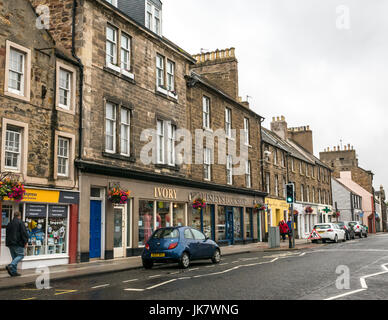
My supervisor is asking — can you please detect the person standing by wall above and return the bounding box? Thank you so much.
[279,220,289,242]
[5,212,28,277]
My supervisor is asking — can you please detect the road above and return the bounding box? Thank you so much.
[1,234,388,301]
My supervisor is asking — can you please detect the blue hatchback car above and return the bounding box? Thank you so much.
[142,227,221,269]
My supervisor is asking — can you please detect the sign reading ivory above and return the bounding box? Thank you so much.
[154,187,177,200]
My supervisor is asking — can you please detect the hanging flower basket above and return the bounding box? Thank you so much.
[108,187,131,205]
[305,206,314,214]
[254,203,266,212]
[333,211,340,218]
[192,198,206,211]
[0,178,26,202]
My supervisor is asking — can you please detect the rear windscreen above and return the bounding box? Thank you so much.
[152,229,179,239]
[314,225,331,230]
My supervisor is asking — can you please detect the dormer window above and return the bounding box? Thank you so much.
[146,1,162,36]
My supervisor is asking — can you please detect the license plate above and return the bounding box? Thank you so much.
[151,253,165,258]
[318,231,325,234]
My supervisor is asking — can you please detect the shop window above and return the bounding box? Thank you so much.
[191,228,206,241]
[173,203,185,227]
[191,208,201,231]
[90,187,101,198]
[233,208,242,240]
[217,206,226,241]
[1,205,13,246]
[203,205,214,240]
[24,204,68,256]
[138,200,154,246]
[156,201,171,229]
[245,208,253,239]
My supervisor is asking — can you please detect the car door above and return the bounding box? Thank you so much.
[191,228,212,259]
[184,228,197,258]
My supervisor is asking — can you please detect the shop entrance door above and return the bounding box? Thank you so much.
[90,200,102,259]
[225,208,234,245]
[113,206,127,259]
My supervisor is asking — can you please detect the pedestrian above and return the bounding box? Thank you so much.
[5,212,28,277]
[279,220,289,242]
[287,217,292,233]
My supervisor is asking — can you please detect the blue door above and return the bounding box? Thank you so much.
[226,208,234,245]
[90,200,102,259]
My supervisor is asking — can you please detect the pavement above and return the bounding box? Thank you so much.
[0,238,318,291]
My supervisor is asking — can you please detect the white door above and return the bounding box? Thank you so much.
[113,206,127,259]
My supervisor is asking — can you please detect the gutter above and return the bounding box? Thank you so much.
[72,0,84,160]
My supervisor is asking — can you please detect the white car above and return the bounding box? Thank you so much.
[313,223,346,243]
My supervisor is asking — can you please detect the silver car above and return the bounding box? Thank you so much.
[348,221,367,238]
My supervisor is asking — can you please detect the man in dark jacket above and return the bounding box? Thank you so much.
[5,212,28,277]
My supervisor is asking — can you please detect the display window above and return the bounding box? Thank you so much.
[156,202,171,229]
[191,208,201,231]
[233,207,242,240]
[173,203,185,227]
[217,206,226,241]
[1,205,13,246]
[138,200,154,246]
[245,208,253,239]
[24,204,68,257]
[203,205,214,240]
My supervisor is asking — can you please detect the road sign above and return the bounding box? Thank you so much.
[308,229,321,240]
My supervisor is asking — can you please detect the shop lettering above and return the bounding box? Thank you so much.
[154,187,177,200]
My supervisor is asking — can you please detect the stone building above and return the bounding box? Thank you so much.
[375,186,387,232]
[26,0,266,264]
[319,145,374,194]
[0,0,80,270]
[262,117,333,239]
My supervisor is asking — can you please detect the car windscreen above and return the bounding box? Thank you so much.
[348,222,357,227]
[152,229,179,239]
[314,224,331,230]
[337,222,344,227]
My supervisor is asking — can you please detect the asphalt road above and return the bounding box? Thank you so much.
[1,234,388,301]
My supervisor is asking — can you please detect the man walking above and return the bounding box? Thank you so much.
[5,212,28,277]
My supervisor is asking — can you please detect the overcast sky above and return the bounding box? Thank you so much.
[163,0,388,193]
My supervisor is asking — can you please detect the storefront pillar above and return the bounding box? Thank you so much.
[104,202,114,260]
[132,197,141,255]
[69,204,78,264]
[0,200,2,255]
[252,210,258,242]
[214,204,219,242]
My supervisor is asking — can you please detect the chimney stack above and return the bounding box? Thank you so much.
[270,116,288,140]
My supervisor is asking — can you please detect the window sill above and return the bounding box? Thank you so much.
[103,66,136,85]
[4,90,30,103]
[155,163,180,172]
[102,152,136,163]
[156,87,178,102]
[226,136,235,142]
[203,127,213,133]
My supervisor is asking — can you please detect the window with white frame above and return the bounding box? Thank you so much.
[58,68,71,110]
[306,186,310,202]
[167,123,176,166]
[105,102,116,153]
[167,60,175,92]
[225,108,232,138]
[283,176,287,198]
[203,96,210,129]
[312,187,316,203]
[5,127,21,171]
[274,174,279,196]
[106,25,117,66]
[156,54,165,88]
[204,147,212,181]
[291,158,295,171]
[301,184,304,202]
[281,152,285,167]
[157,120,165,164]
[8,48,25,96]
[120,33,131,71]
[318,189,322,204]
[146,1,162,35]
[265,172,270,194]
[57,137,70,177]
[105,0,117,6]
[246,160,251,188]
[244,118,250,145]
[300,161,303,174]
[120,108,131,156]
[226,154,233,185]
[274,149,277,165]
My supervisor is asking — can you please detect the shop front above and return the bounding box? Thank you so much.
[78,170,264,262]
[0,188,79,269]
[294,203,318,239]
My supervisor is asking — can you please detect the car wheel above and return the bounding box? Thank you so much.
[322,239,327,243]
[343,235,346,242]
[334,235,338,243]
[179,252,190,269]
[365,233,368,238]
[142,260,154,270]
[211,249,221,264]
[359,233,363,239]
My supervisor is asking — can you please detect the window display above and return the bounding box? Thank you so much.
[245,208,253,239]
[233,207,242,240]
[24,204,68,256]
[156,202,170,229]
[191,208,201,231]
[217,206,226,241]
[173,203,185,227]
[139,200,154,246]
[1,205,12,246]
[203,205,214,240]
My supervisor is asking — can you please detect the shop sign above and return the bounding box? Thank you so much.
[189,192,249,206]
[4,188,79,204]
[25,204,47,218]
[48,205,68,218]
[154,187,177,200]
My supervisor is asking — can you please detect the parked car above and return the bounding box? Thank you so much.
[142,227,221,269]
[338,221,355,240]
[348,221,367,238]
[313,223,346,243]
[361,225,368,238]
